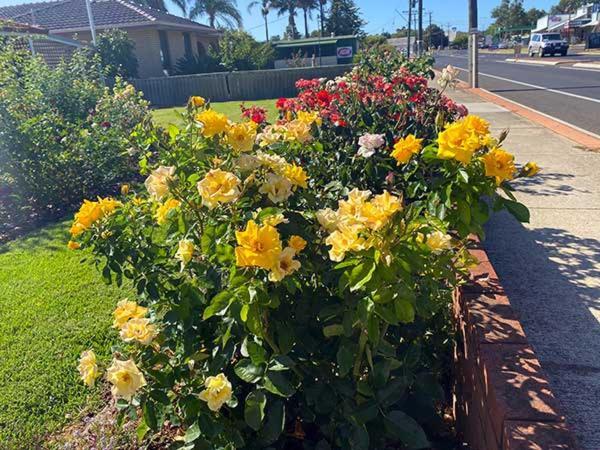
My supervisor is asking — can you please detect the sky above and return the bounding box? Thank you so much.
[0,0,559,39]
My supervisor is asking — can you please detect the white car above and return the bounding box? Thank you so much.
[529,33,569,57]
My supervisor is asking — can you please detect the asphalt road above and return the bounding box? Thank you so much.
[433,50,600,136]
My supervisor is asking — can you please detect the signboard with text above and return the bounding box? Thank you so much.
[336,46,353,58]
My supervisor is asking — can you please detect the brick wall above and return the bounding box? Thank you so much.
[454,239,579,449]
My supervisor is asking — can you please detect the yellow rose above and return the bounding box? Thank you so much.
[426,231,453,253]
[197,169,241,209]
[235,220,282,270]
[73,200,103,228]
[175,239,194,270]
[199,373,232,412]
[285,120,313,143]
[106,359,146,401]
[390,134,423,165]
[256,151,287,171]
[190,96,206,107]
[98,197,122,216]
[297,110,322,126]
[360,191,402,230]
[288,235,307,253]
[521,161,540,177]
[78,350,99,387]
[325,224,370,262]
[67,240,81,250]
[337,188,371,225]
[119,318,158,345]
[259,173,294,203]
[155,198,181,225]
[280,163,308,188]
[262,213,288,227]
[196,109,229,137]
[70,222,87,237]
[113,299,148,329]
[224,121,257,152]
[268,247,301,282]
[144,166,176,201]
[482,148,516,184]
[120,184,130,195]
[235,154,261,172]
[436,122,479,165]
[463,114,490,137]
[316,208,339,232]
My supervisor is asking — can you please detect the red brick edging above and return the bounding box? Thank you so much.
[453,239,579,449]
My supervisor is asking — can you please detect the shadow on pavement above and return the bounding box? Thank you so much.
[511,172,591,197]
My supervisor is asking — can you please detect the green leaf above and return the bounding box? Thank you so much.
[323,324,344,337]
[244,390,267,431]
[504,199,530,223]
[264,371,295,397]
[247,341,267,365]
[349,425,370,450]
[184,422,201,443]
[336,344,354,377]
[257,399,285,445]
[143,400,158,431]
[234,359,263,383]
[384,410,429,449]
[136,419,150,442]
[394,298,415,323]
[203,291,232,319]
[349,261,376,292]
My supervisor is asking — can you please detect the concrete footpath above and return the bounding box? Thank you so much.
[445,87,600,449]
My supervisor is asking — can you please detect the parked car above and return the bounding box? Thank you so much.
[528,33,569,57]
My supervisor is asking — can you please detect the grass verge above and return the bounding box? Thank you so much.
[0,221,131,448]
[152,98,279,127]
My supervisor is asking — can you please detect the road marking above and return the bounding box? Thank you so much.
[560,66,600,73]
[452,66,600,105]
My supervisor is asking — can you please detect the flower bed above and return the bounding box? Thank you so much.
[68,48,540,449]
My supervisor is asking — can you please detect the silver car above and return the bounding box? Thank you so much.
[528,33,569,57]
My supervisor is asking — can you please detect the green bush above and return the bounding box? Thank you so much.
[0,45,150,236]
[95,29,139,79]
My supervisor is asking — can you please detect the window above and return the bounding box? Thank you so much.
[183,32,192,57]
[158,30,172,71]
[532,35,540,42]
[543,34,561,41]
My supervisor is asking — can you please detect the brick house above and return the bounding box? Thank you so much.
[0,0,221,78]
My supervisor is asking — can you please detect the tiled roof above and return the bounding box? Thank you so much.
[0,0,218,33]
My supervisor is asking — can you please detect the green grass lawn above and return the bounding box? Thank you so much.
[152,98,279,127]
[0,221,131,448]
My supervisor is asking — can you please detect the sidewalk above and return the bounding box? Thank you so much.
[445,87,600,449]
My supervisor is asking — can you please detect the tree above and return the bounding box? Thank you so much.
[215,30,275,70]
[298,0,318,38]
[526,8,546,27]
[550,0,586,14]
[424,24,448,49]
[248,0,272,41]
[491,0,527,29]
[95,29,138,78]
[325,0,365,37]
[189,0,242,29]
[272,0,300,40]
[139,0,167,11]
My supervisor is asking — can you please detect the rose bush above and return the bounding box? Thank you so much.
[70,50,539,449]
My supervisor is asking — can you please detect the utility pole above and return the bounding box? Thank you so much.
[428,11,432,50]
[407,0,412,58]
[468,0,478,88]
[417,0,423,56]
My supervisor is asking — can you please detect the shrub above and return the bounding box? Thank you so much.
[217,30,275,71]
[174,53,224,76]
[70,53,538,449]
[95,29,139,79]
[0,45,150,236]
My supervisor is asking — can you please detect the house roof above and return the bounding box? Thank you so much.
[0,0,219,34]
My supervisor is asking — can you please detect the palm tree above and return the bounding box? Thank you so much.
[297,0,317,38]
[140,0,168,11]
[189,0,243,29]
[171,0,188,15]
[248,0,271,41]
[272,0,299,39]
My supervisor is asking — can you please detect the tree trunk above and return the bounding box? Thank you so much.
[209,15,215,28]
[264,14,269,41]
[303,9,309,38]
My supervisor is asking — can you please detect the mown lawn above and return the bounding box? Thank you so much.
[152,98,279,127]
[0,221,131,448]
